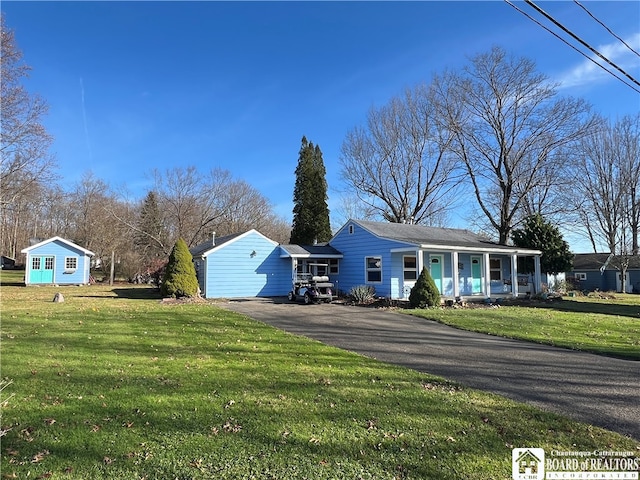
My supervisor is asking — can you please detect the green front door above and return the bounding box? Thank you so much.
[471,256,482,294]
[31,256,54,283]
[429,255,443,294]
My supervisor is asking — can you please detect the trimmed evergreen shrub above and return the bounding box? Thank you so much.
[409,267,441,308]
[161,238,199,298]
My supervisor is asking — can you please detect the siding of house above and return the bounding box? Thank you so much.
[199,232,290,298]
[569,269,606,291]
[23,239,91,285]
[330,222,413,298]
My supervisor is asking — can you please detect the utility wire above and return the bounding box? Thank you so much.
[504,0,640,94]
[573,0,640,59]
[523,0,640,89]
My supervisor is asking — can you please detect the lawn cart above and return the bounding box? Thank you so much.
[288,266,334,304]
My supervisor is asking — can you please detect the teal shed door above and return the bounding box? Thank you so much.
[31,256,54,283]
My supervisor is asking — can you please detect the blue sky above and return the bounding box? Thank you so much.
[2,1,639,250]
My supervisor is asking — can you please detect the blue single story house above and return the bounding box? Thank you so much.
[191,219,542,301]
[190,230,291,298]
[568,253,640,293]
[328,219,542,300]
[21,236,94,286]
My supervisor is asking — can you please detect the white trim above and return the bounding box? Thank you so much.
[199,229,278,258]
[451,251,460,298]
[390,244,541,255]
[489,257,503,282]
[402,254,418,281]
[279,251,343,259]
[21,236,95,256]
[365,255,382,284]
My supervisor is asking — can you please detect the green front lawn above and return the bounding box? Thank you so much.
[1,271,637,479]
[405,295,640,360]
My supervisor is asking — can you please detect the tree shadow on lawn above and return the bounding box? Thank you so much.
[112,287,162,300]
[521,298,640,319]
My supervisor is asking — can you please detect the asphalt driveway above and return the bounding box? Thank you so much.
[222,297,640,440]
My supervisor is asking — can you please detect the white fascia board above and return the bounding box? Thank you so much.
[201,229,278,257]
[21,236,95,256]
[279,252,343,259]
[390,244,541,255]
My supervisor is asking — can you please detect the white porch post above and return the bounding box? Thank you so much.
[483,252,491,297]
[534,255,542,294]
[417,249,424,274]
[511,254,519,297]
[451,251,460,298]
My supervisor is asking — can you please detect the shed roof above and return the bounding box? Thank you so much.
[344,219,541,254]
[279,244,343,258]
[20,236,95,256]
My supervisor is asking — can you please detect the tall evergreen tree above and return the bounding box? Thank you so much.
[511,214,574,275]
[135,190,168,259]
[290,136,331,244]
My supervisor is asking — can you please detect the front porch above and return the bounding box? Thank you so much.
[392,247,542,301]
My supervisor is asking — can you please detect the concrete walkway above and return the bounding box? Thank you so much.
[222,298,640,440]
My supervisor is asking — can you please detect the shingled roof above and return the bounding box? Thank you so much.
[189,232,245,258]
[279,244,343,258]
[572,253,640,270]
[350,219,535,251]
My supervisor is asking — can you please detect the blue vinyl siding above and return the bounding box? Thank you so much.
[569,269,640,293]
[201,232,290,298]
[330,222,412,298]
[24,239,91,285]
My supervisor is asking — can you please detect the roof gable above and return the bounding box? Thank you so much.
[189,229,278,258]
[21,236,95,256]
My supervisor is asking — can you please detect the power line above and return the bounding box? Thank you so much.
[573,0,640,59]
[504,0,640,94]
[523,0,640,89]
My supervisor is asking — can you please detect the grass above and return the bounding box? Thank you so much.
[404,295,640,360]
[1,270,638,479]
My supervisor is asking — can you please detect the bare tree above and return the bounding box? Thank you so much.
[432,47,596,244]
[340,83,460,225]
[0,16,56,208]
[150,166,290,247]
[0,16,57,259]
[573,114,640,291]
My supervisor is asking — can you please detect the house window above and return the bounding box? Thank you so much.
[65,257,78,270]
[32,257,41,270]
[349,224,354,234]
[365,256,382,283]
[576,272,587,281]
[403,255,417,281]
[44,257,54,270]
[489,258,502,281]
[329,258,339,275]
